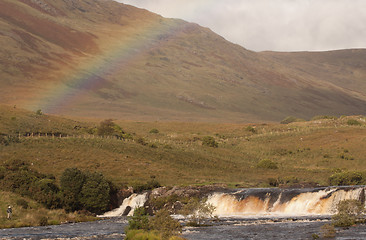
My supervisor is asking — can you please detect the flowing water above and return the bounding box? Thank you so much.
[1,186,366,239]
[207,186,365,217]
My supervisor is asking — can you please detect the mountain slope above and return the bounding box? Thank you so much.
[1,0,366,122]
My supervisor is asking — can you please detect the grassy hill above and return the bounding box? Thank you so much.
[2,105,366,188]
[0,0,366,122]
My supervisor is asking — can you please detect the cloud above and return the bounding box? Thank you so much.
[116,0,366,52]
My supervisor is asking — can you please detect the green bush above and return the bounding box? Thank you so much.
[150,209,182,240]
[39,216,48,226]
[150,129,160,134]
[16,199,29,209]
[137,137,148,146]
[97,119,115,136]
[202,136,218,148]
[180,198,215,226]
[132,179,161,193]
[320,224,336,238]
[328,171,365,186]
[97,119,129,139]
[245,126,257,133]
[0,135,20,146]
[127,207,150,231]
[125,230,160,240]
[32,178,61,209]
[256,159,278,169]
[280,116,305,124]
[332,199,365,227]
[347,119,361,126]
[311,115,337,120]
[0,160,61,209]
[311,233,320,239]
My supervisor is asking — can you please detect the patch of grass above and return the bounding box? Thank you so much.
[347,119,362,126]
[256,159,278,169]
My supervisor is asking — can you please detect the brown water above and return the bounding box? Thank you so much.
[1,217,366,239]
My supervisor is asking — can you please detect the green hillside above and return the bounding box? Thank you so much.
[2,105,366,188]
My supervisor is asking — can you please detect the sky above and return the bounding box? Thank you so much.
[116,0,366,52]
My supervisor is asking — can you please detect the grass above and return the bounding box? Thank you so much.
[1,105,366,188]
[0,191,96,229]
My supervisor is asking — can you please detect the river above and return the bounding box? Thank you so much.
[1,217,366,239]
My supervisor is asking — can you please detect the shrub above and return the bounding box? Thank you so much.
[267,178,279,187]
[332,199,365,227]
[328,171,365,186]
[0,160,61,209]
[137,137,147,146]
[320,224,336,238]
[132,179,161,193]
[97,119,128,139]
[36,109,43,115]
[149,194,183,210]
[245,126,257,133]
[280,116,305,124]
[0,135,20,146]
[311,115,337,120]
[347,119,361,126]
[150,209,182,239]
[39,216,48,226]
[180,198,215,226]
[97,119,115,136]
[256,159,278,169]
[202,136,218,148]
[32,178,61,209]
[127,207,150,231]
[16,199,29,209]
[125,230,160,240]
[150,129,160,134]
[311,233,320,239]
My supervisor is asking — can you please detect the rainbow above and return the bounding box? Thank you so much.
[27,13,187,115]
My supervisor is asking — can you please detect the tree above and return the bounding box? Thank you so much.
[60,168,86,212]
[79,172,111,214]
[60,168,113,214]
[97,119,115,136]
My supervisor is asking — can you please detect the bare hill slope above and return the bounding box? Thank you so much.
[1,0,366,122]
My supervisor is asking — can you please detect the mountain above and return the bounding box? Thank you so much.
[1,0,366,122]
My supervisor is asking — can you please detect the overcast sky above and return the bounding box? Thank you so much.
[116,0,366,52]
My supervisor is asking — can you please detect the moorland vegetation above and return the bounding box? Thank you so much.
[1,104,366,229]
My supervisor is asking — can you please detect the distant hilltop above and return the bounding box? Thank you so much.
[1,0,366,122]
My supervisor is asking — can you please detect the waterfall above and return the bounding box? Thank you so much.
[207,186,365,217]
[100,193,148,217]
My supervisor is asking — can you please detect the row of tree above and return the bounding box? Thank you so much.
[0,160,116,214]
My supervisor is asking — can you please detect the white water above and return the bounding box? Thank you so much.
[207,187,365,217]
[101,192,148,217]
